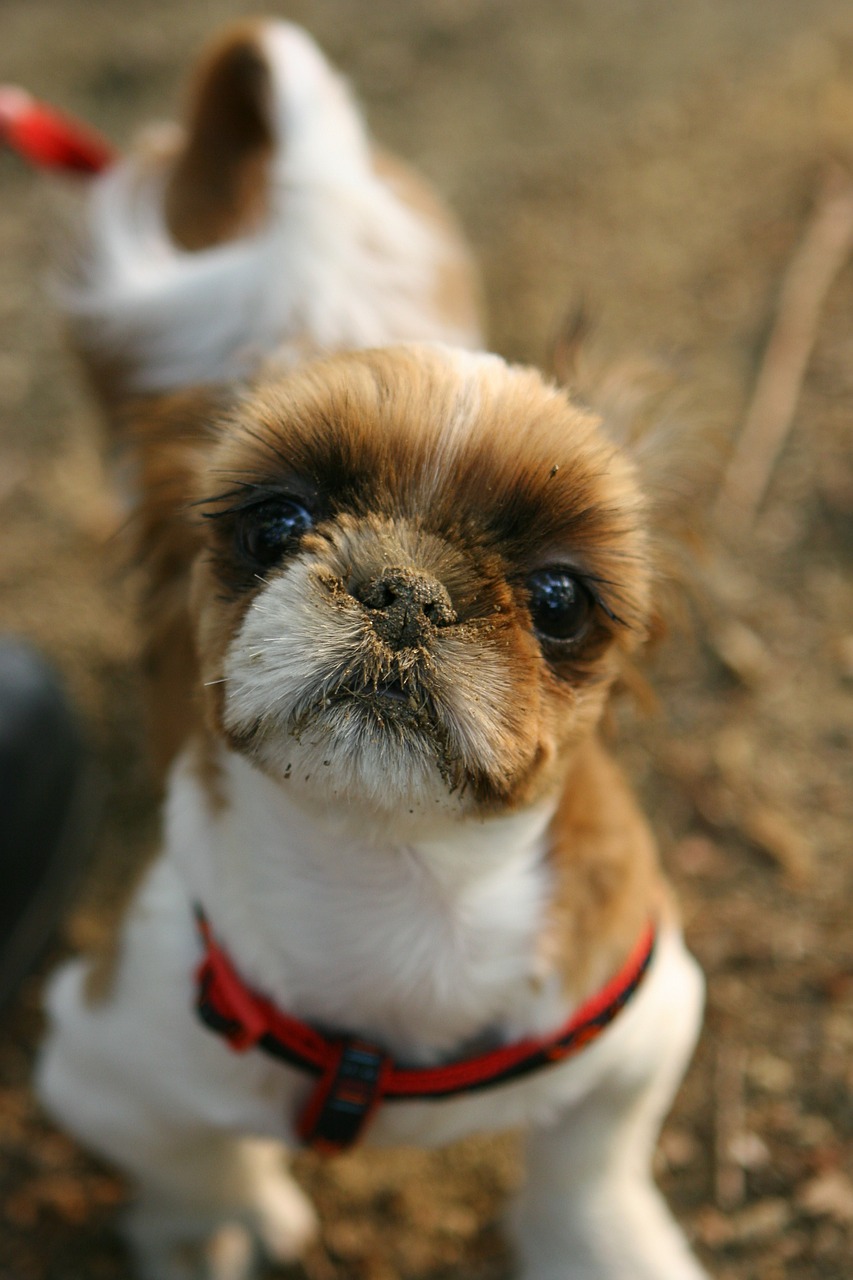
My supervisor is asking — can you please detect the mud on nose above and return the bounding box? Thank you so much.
[356,566,456,648]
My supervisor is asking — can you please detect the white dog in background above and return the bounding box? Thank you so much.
[36,20,708,1280]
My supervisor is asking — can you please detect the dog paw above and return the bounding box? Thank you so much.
[205,1223,258,1280]
[254,1173,319,1263]
[129,1221,259,1280]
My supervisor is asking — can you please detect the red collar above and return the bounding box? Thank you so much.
[1,86,114,175]
[194,906,656,1155]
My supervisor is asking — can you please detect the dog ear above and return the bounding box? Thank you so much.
[122,386,237,774]
[550,312,720,669]
[164,23,275,251]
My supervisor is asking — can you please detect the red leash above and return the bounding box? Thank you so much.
[0,85,115,175]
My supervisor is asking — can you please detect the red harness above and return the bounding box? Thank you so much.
[0,86,114,175]
[194,907,656,1155]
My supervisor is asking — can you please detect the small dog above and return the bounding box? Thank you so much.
[37,19,708,1280]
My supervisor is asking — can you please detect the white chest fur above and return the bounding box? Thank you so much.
[167,745,567,1062]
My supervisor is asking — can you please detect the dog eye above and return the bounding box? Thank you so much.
[526,568,594,643]
[235,498,314,568]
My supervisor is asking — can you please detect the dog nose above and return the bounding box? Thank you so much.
[355,566,456,648]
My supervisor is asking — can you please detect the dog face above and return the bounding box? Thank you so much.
[186,344,651,823]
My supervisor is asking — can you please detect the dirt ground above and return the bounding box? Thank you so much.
[2,1,853,1278]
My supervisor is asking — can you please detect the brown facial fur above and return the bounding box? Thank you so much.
[183,347,652,815]
[124,387,238,773]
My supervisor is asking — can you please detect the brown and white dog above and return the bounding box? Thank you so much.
[37,19,708,1280]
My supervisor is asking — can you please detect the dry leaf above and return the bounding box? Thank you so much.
[796,1171,853,1223]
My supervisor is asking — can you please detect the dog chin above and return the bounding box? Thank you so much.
[231,694,467,820]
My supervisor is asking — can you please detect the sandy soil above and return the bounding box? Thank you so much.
[2,2,853,1278]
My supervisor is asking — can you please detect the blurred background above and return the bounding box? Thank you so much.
[2,1,853,1277]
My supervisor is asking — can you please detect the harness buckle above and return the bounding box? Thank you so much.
[297,1037,392,1154]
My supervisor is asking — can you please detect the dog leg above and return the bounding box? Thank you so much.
[512,932,707,1280]
[37,959,317,1280]
[124,1136,318,1280]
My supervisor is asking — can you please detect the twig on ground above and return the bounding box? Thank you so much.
[715,164,853,535]
[714,1041,748,1211]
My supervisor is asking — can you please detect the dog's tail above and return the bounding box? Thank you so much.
[59,20,482,419]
